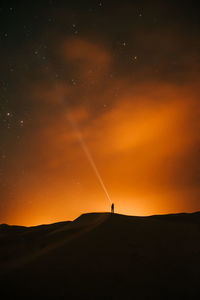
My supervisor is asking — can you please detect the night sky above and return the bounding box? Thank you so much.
[1,1,200,225]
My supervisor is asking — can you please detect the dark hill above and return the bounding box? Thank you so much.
[0,212,200,300]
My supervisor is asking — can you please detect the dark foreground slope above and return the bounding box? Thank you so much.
[0,212,200,300]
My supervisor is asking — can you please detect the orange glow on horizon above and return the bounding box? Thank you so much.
[2,38,200,226]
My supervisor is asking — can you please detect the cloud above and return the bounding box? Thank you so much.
[60,37,112,82]
[33,82,73,104]
[4,36,200,225]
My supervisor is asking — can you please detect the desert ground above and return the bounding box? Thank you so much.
[0,212,200,299]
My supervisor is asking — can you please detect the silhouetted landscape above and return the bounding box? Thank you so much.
[1,212,200,299]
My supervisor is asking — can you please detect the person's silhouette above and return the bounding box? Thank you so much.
[111,203,114,213]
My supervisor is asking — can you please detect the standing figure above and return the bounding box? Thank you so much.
[111,203,114,214]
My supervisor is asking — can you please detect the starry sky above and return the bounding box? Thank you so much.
[0,1,200,225]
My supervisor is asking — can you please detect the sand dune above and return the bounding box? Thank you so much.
[0,212,200,299]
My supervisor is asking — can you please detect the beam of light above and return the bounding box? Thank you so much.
[67,113,112,205]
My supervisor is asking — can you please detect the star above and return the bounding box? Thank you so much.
[71,79,77,85]
[72,24,79,35]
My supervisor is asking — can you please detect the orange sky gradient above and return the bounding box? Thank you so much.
[2,37,200,226]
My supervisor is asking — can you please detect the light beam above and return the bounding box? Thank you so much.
[67,113,112,204]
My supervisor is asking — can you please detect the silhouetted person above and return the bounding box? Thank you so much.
[111,203,114,214]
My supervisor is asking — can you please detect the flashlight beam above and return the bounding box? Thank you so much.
[67,114,112,204]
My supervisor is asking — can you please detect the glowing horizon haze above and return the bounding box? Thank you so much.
[1,1,200,226]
